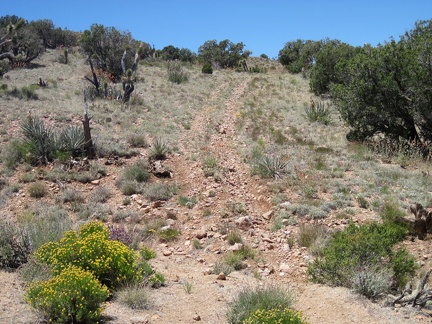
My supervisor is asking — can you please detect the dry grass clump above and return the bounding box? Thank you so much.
[115,284,152,310]
[27,182,48,198]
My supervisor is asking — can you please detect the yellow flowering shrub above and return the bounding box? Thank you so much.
[26,265,109,323]
[243,307,308,324]
[35,221,140,289]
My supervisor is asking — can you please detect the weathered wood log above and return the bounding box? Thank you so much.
[388,269,432,308]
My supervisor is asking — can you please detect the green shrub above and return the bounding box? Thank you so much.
[7,85,38,100]
[119,180,140,195]
[126,133,148,148]
[28,182,48,198]
[307,222,416,296]
[0,221,31,269]
[224,252,244,271]
[61,188,85,203]
[123,161,150,182]
[26,265,109,323]
[201,154,219,177]
[193,239,203,249]
[202,62,213,74]
[297,223,329,249]
[243,307,307,324]
[157,227,180,242]
[226,285,295,324]
[178,195,196,209]
[140,246,156,260]
[1,139,22,170]
[112,209,139,223]
[224,245,255,271]
[34,221,141,290]
[226,230,243,245]
[91,186,111,203]
[19,256,53,283]
[148,272,166,288]
[212,261,234,276]
[380,201,406,224]
[142,183,177,201]
[167,61,188,84]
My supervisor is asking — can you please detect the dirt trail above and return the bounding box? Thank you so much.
[104,76,427,323]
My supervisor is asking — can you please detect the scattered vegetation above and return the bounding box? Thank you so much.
[167,60,188,84]
[23,221,163,322]
[307,221,416,299]
[226,285,296,324]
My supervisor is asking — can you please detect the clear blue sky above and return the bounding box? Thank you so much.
[2,0,432,58]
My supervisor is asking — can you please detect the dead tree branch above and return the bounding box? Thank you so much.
[388,269,432,308]
[84,58,100,96]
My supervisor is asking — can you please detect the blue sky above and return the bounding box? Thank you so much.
[2,1,432,58]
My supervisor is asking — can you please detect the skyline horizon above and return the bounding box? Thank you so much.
[2,1,432,58]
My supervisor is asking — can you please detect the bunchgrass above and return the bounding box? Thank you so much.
[27,182,48,198]
[226,285,295,324]
[115,284,152,310]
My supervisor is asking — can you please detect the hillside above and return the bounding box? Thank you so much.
[0,48,431,323]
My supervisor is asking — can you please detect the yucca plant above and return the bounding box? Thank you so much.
[56,126,85,158]
[304,100,332,125]
[149,138,169,160]
[252,155,288,179]
[21,116,55,165]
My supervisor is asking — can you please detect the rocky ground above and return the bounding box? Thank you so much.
[0,50,431,323]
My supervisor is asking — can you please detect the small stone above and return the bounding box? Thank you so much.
[229,243,243,251]
[216,273,226,280]
[262,210,274,220]
[195,230,207,239]
[279,263,290,273]
[152,200,165,208]
[261,234,274,243]
[163,250,172,256]
[90,180,100,185]
[142,206,151,213]
[193,314,201,321]
[279,201,291,209]
[235,216,252,227]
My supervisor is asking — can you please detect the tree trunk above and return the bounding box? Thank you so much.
[122,80,134,103]
[82,95,96,159]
